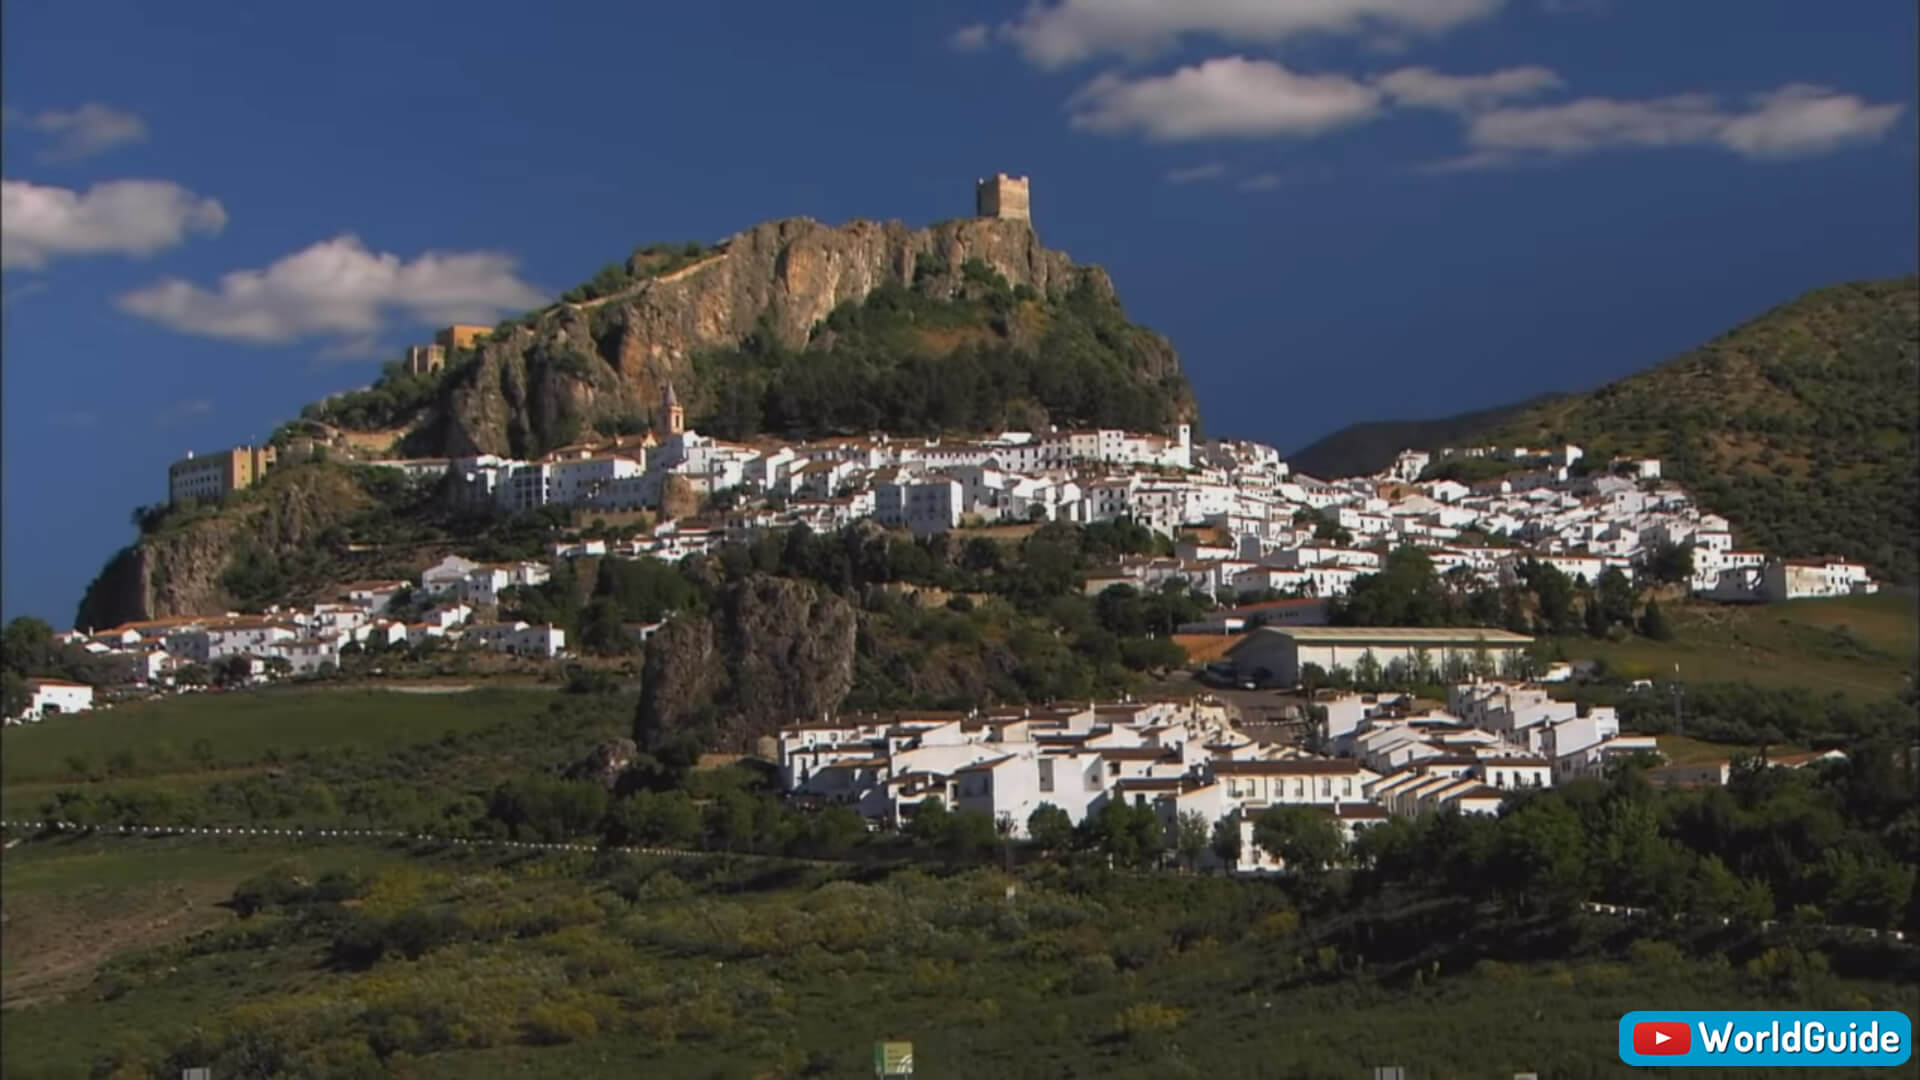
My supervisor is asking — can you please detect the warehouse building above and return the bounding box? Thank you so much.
[1224,626,1535,688]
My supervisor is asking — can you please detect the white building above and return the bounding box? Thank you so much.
[10,679,94,723]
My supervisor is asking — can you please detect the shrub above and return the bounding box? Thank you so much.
[1112,1002,1187,1039]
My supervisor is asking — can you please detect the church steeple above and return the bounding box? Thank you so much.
[663,380,685,436]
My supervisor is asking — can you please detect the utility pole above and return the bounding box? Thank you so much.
[1670,663,1683,737]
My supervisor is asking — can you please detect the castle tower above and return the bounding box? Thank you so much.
[662,380,685,436]
[975,173,1031,223]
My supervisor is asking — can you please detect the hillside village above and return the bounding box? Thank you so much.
[20,399,1879,729]
[772,679,1847,875]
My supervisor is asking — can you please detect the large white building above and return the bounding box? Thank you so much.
[1225,626,1535,688]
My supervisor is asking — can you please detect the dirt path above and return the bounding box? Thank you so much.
[1,877,239,1008]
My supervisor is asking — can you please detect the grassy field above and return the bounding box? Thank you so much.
[0,686,560,785]
[0,834,414,1014]
[1551,592,1915,699]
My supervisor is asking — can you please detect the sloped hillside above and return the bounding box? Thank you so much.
[1478,277,1920,582]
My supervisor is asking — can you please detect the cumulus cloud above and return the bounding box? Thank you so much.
[0,178,227,269]
[1165,161,1228,183]
[948,23,991,51]
[1068,57,1382,141]
[1459,83,1904,164]
[994,0,1504,68]
[1377,65,1562,112]
[1717,84,1907,159]
[116,234,546,344]
[15,103,149,161]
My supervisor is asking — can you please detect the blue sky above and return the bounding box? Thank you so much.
[3,1,1915,625]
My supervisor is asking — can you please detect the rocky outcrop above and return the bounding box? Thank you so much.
[430,215,1196,457]
[635,574,857,754]
[74,465,374,629]
[563,737,640,791]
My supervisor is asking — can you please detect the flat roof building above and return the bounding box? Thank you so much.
[1225,626,1534,688]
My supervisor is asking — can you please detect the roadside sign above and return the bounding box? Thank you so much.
[874,1040,914,1077]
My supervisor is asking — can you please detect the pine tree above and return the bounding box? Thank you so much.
[1639,598,1674,641]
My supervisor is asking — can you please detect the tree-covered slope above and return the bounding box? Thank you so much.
[1480,277,1919,582]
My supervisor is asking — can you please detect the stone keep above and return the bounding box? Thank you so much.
[976,173,1031,223]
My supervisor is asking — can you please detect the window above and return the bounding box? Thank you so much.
[1292,779,1304,799]
[1320,778,1331,797]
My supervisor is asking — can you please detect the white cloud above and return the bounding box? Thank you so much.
[117,234,546,344]
[1376,65,1562,112]
[1717,84,1906,159]
[995,0,1504,68]
[949,24,991,51]
[1068,56,1382,141]
[18,103,148,161]
[1165,162,1228,183]
[0,178,227,269]
[1460,84,1904,164]
[1237,172,1283,191]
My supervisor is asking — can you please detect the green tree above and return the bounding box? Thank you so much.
[1596,567,1636,626]
[1639,597,1674,641]
[1646,541,1695,586]
[1026,803,1074,851]
[1252,805,1344,876]
[1210,816,1242,868]
[1175,809,1211,871]
[1,671,28,720]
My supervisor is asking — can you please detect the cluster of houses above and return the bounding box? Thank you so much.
[775,678,1845,874]
[357,407,1875,607]
[180,378,1877,610]
[15,558,574,719]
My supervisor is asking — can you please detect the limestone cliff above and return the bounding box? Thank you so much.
[417,215,1198,457]
[634,574,857,754]
[74,465,380,629]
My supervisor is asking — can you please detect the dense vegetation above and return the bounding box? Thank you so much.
[504,520,1201,708]
[1474,278,1920,583]
[8,686,1916,1077]
[1327,544,1686,643]
[554,241,715,305]
[297,357,476,434]
[694,260,1191,440]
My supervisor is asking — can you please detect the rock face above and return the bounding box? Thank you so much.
[635,574,857,754]
[563,737,641,791]
[428,215,1196,457]
[74,465,375,629]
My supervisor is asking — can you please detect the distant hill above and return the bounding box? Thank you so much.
[1476,277,1918,583]
[1286,394,1568,479]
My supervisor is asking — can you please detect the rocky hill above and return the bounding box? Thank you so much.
[635,573,857,755]
[77,213,1202,626]
[306,215,1199,460]
[1474,278,1918,582]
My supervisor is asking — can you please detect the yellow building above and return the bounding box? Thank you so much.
[168,445,277,504]
[436,324,492,351]
[975,173,1031,223]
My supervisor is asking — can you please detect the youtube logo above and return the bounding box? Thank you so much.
[1634,1021,1692,1056]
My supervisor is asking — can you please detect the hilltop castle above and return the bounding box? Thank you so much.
[975,173,1030,223]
